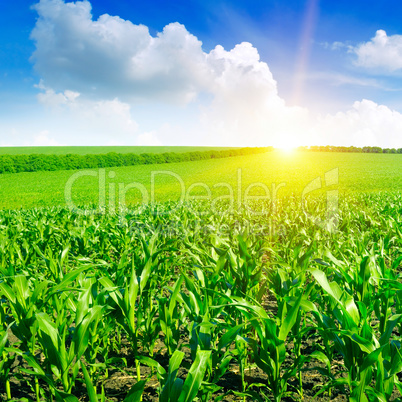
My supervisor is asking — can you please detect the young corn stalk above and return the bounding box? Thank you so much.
[249,293,305,402]
[99,250,156,383]
[309,267,402,401]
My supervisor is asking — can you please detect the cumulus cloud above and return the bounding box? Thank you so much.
[36,80,80,107]
[33,83,141,145]
[30,1,290,104]
[31,0,209,103]
[352,30,402,72]
[199,43,310,146]
[314,99,402,147]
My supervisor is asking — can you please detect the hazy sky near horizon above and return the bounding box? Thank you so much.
[2,0,402,148]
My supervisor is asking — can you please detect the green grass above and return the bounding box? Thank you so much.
[0,151,401,209]
[0,146,234,155]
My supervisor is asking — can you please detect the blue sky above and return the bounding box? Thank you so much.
[2,0,402,147]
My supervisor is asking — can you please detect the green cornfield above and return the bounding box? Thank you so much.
[1,192,402,401]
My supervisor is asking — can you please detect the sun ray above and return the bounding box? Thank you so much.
[292,0,320,106]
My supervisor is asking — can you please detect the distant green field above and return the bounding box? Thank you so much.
[0,146,233,155]
[0,151,401,209]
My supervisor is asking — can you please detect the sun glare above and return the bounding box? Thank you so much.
[277,144,297,154]
[273,136,298,154]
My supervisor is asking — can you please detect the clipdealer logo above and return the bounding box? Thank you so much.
[64,167,339,233]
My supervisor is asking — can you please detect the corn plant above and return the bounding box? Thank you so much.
[2,194,402,401]
[0,326,13,400]
[139,349,212,401]
[309,267,402,401]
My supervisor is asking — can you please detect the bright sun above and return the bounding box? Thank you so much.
[272,132,303,154]
[277,144,296,153]
[273,137,297,153]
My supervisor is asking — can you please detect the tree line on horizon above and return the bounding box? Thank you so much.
[298,145,402,153]
[0,147,272,174]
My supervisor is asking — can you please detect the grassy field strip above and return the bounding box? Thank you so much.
[0,152,402,209]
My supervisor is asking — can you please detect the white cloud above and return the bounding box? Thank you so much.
[331,41,347,51]
[30,1,299,106]
[38,81,137,123]
[74,98,139,134]
[26,130,64,146]
[353,30,402,72]
[136,131,163,146]
[36,80,80,107]
[30,0,307,146]
[28,83,141,145]
[309,72,383,89]
[28,0,402,149]
[200,43,310,146]
[313,99,402,147]
[31,0,209,104]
